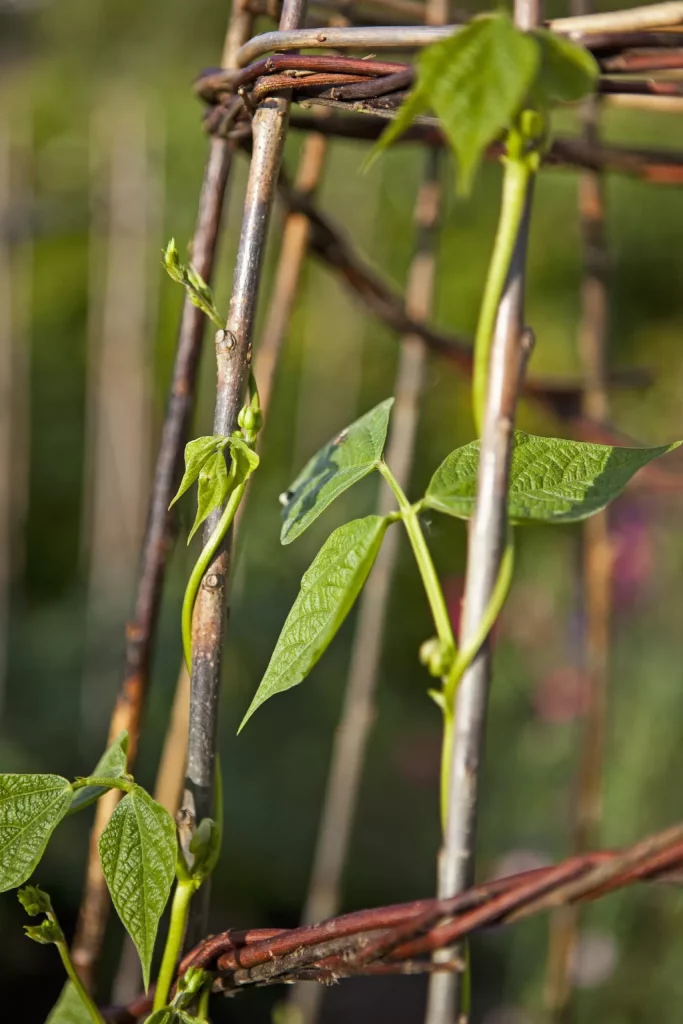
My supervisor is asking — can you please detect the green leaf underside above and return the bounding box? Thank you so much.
[189,449,229,542]
[170,436,225,508]
[280,398,394,545]
[532,29,599,104]
[425,432,680,524]
[69,730,129,815]
[45,983,92,1024]
[0,774,72,892]
[241,515,389,729]
[98,786,176,989]
[374,15,539,194]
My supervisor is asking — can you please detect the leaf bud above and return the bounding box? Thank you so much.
[419,637,453,678]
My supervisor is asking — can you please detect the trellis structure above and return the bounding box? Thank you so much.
[75,1,683,1022]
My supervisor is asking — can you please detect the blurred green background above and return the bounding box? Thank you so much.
[2,0,683,1021]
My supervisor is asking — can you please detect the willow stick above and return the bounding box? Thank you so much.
[182,0,310,949]
[425,1,541,1019]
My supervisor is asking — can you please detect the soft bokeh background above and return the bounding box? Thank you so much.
[2,0,683,1020]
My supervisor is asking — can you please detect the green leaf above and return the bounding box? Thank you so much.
[424,432,681,524]
[240,515,389,730]
[162,238,223,328]
[532,29,599,104]
[25,918,63,944]
[0,774,73,891]
[280,398,394,545]
[188,449,230,543]
[18,883,52,915]
[230,435,260,480]
[98,785,177,989]
[170,436,227,508]
[372,15,539,194]
[69,730,129,815]
[45,983,93,1024]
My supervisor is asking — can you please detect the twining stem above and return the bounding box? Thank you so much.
[153,879,195,1011]
[439,533,515,829]
[444,532,515,707]
[472,155,534,435]
[197,983,211,1019]
[377,460,455,656]
[72,777,133,793]
[53,934,106,1024]
[181,477,249,672]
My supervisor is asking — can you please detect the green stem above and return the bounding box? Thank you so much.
[440,708,454,833]
[182,479,248,672]
[444,533,515,707]
[197,983,211,1020]
[472,156,532,435]
[377,461,455,655]
[439,533,515,832]
[55,940,106,1024]
[153,880,196,1011]
[71,776,132,793]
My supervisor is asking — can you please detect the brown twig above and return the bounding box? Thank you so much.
[103,820,683,1018]
[138,822,682,988]
[181,0,309,949]
[71,1,255,990]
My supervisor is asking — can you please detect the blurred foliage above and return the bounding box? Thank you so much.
[2,0,683,1021]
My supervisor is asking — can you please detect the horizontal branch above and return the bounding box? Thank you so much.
[196,822,683,986]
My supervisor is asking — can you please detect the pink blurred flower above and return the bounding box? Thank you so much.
[533,666,591,723]
[610,503,654,609]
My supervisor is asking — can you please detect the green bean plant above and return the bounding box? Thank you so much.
[239,400,679,824]
[239,14,682,829]
[0,12,679,1024]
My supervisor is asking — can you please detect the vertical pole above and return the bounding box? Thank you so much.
[74,93,153,990]
[182,0,310,948]
[0,105,32,721]
[426,2,540,1020]
[80,95,153,755]
[72,2,256,988]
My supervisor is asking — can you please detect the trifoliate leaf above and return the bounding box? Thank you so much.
[170,436,227,508]
[240,515,390,729]
[280,399,394,545]
[424,432,681,523]
[372,15,539,194]
[0,774,73,891]
[25,918,63,944]
[229,436,260,482]
[18,883,53,916]
[98,786,177,989]
[532,29,599,104]
[188,449,230,543]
